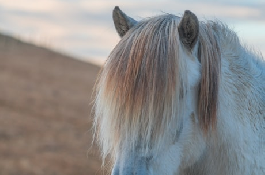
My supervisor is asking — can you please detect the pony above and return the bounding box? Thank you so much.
[93,6,265,175]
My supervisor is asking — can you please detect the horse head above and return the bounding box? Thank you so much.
[94,6,221,175]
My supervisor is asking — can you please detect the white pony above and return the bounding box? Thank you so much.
[94,6,265,175]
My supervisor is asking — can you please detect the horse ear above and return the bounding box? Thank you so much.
[112,6,137,37]
[178,10,199,50]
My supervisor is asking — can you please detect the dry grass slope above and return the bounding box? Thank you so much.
[0,33,103,175]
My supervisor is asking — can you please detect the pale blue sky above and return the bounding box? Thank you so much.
[0,0,264,65]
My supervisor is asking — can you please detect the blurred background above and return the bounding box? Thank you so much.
[0,0,264,64]
[0,0,264,175]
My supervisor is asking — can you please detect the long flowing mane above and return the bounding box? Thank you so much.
[198,22,221,132]
[94,14,223,160]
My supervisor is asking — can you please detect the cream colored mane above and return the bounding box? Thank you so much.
[93,14,228,160]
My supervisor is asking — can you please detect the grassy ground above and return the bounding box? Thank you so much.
[0,34,104,175]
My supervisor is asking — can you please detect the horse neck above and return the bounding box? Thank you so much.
[208,41,265,171]
[221,43,265,113]
[193,49,265,174]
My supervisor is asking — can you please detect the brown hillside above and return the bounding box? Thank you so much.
[0,33,104,175]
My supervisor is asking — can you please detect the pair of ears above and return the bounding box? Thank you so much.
[112,6,199,51]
